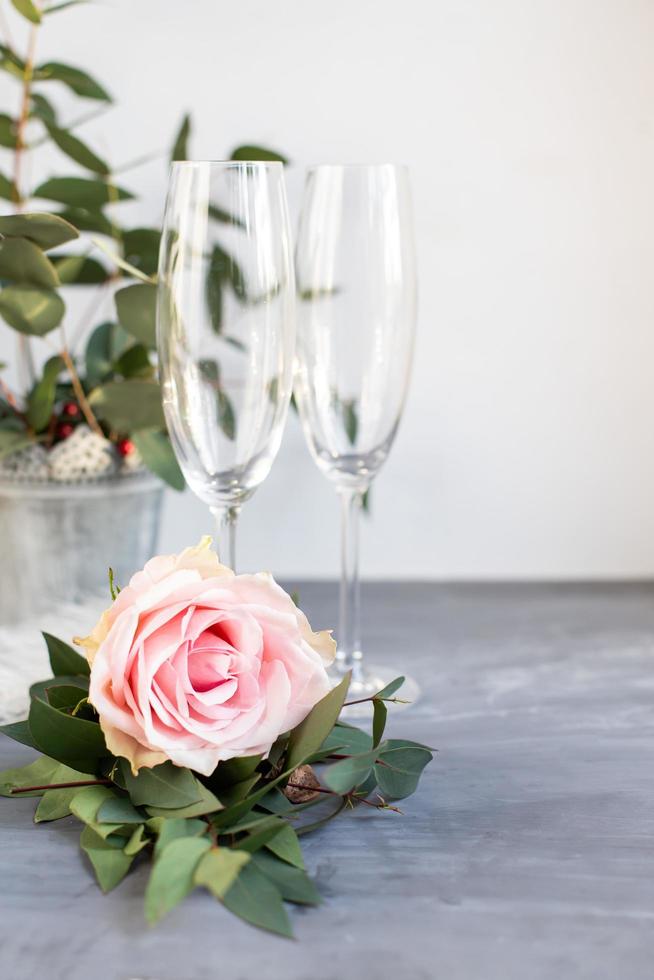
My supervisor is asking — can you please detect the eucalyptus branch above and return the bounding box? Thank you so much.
[11,778,111,794]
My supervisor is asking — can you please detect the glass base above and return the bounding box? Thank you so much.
[330,663,421,719]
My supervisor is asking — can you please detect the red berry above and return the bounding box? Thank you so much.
[117,438,135,457]
[56,422,74,440]
[62,401,80,418]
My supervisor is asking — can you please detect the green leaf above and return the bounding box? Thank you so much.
[230,145,288,164]
[121,227,160,277]
[120,760,202,809]
[145,779,222,819]
[286,673,350,770]
[222,862,292,937]
[194,847,249,899]
[251,850,320,905]
[374,676,406,700]
[29,695,107,771]
[11,0,41,23]
[374,742,433,800]
[44,122,109,175]
[132,429,184,490]
[35,61,111,101]
[85,320,131,386]
[96,796,144,824]
[217,389,236,441]
[114,282,156,347]
[0,429,34,459]
[69,784,116,823]
[0,170,16,201]
[51,253,107,284]
[145,836,211,924]
[26,356,65,431]
[171,112,190,162]
[0,43,26,81]
[29,674,88,702]
[46,684,89,711]
[113,343,153,380]
[34,786,77,822]
[0,286,64,336]
[0,113,18,149]
[0,718,36,748]
[43,631,90,677]
[343,400,358,445]
[57,207,116,237]
[0,237,59,288]
[124,824,149,856]
[265,822,305,869]
[320,721,372,757]
[89,378,164,431]
[0,212,78,250]
[34,177,132,208]
[30,93,57,124]
[0,755,93,797]
[372,699,387,748]
[147,816,207,858]
[206,250,223,333]
[80,825,133,892]
[323,750,378,794]
[235,816,286,854]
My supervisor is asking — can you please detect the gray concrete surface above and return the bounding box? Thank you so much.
[1,582,654,980]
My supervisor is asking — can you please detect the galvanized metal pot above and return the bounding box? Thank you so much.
[0,473,163,626]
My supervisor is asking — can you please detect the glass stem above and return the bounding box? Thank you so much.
[337,487,364,683]
[210,504,240,571]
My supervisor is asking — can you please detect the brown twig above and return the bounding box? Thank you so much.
[59,335,104,437]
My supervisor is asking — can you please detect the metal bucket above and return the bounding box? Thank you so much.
[0,473,163,625]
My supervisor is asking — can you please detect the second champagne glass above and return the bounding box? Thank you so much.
[157,161,295,568]
[295,163,418,705]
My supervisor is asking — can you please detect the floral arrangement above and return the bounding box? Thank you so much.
[0,539,432,936]
[0,0,285,486]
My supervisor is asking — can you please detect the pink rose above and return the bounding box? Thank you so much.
[76,538,335,776]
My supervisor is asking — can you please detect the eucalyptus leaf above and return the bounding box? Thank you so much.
[320,721,372,757]
[34,177,132,208]
[171,112,190,162]
[230,145,288,164]
[35,61,111,101]
[374,742,433,800]
[217,389,236,441]
[194,847,250,899]
[96,796,144,825]
[132,429,185,490]
[323,750,378,795]
[80,825,133,892]
[0,718,36,748]
[235,816,286,854]
[57,207,116,237]
[46,684,90,711]
[0,756,94,798]
[29,695,107,771]
[11,0,41,24]
[122,227,160,277]
[30,93,57,124]
[251,850,321,906]
[89,379,164,431]
[222,862,292,938]
[0,43,26,80]
[0,113,18,149]
[120,760,202,809]
[0,212,78,250]
[0,429,34,459]
[34,786,77,822]
[0,286,65,336]
[0,237,59,287]
[264,822,304,869]
[26,356,65,431]
[69,784,116,823]
[29,674,88,703]
[0,170,16,201]
[85,320,131,386]
[113,343,153,379]
[124,824,149,856]
[44,121,109,174]
[43,631,90,677]
[286,673,350,770]
[374,676,406,700]
[115,282,156,347]
[145,836,211,924]
[372,699,387,748]
[148,816,208,858]
[51,253,107,284]
[145,779,222,820]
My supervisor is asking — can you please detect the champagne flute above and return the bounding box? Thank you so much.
[294,164,418,706]
[157,161,295,569]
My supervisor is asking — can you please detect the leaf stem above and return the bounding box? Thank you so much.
[10,778,111,794]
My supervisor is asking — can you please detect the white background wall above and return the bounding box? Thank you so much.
[1,0,654,579]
